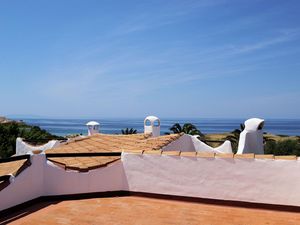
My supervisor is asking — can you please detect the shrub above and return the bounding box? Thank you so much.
[264,139,300,156]
[0,122,63,158]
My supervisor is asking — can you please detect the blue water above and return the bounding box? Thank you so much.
[15,118,300,137]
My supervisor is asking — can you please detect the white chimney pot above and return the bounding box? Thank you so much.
[86,121,100,136]
[237,118,265,154]
[144,116,160,137]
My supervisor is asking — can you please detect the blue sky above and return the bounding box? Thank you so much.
[0,0,300,119]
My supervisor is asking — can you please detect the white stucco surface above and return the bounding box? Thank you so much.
[44,160,126,196]
[144,116,160,137]
[0,154,126,211]
[2,151,300,211]
[237,118,265,154]
[122,152,300,206]
[86,121,100,136]
[0,154,44,211]
[16,138,61,156]
[163,134,232,153]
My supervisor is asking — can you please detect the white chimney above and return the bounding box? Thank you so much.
[144,116,160,137]
[86,121,100,136]
[237,118,265,154]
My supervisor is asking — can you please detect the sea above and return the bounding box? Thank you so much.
[15,118,300,137]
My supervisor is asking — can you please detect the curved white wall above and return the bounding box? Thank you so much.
[163,134,232,153]
[0,154,126,212]
[16,138,61,156]
[44,160,126,196]
[0,154,45,211]
[2,152,300,212]
[237,118,265,154]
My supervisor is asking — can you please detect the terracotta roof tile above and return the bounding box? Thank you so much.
[255,154,274,159]
[48,156,121,172]
[180,152,197,157]
[234,153,255,159]
[0,159,30,177]
[0,158,31,191]
[162,151,180,156]
[46,133,182,171]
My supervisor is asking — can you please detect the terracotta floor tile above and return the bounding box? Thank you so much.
[2,197,300,225]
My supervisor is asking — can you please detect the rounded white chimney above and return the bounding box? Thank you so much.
[86,121,100,136]
[237,118,265,154]
[144,116,160,137]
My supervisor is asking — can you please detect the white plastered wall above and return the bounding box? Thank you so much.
[162,134,232,153]
[122,153,300,206]
[0,154,126,211]
[16,138,61,156]
[0,154,45,211]
[2,152,300,211]
[44,160,127,196]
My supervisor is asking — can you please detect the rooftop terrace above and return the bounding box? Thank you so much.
[1,196,300,225]
[1,117,300,224]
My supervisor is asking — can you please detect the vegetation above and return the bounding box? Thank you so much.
[0,122,64,158]
[225,123,245,152]
[169,123,300,156]
[167,123,204,140]
[121,128,137,135]
[265,139,300,156]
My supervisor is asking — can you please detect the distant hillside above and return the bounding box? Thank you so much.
[0,116,13,124]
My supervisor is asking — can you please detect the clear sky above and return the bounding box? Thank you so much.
[0,0,300,119]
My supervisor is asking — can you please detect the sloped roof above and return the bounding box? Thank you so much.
[46,133,183,171]
[0,159,31,191]
[0,159,30,177]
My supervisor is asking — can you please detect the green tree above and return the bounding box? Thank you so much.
[167,123,204,137]
[265,139,300,156]
[226,123,245,152]
[121,128,137,135]
[0,122,64,158]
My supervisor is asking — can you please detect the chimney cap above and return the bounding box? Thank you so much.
[86,121,100,126]
[244,118,264,131]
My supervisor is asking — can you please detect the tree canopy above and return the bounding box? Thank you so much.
[121,128,137,135]
[0,122,63,158]
[168,123,204,137]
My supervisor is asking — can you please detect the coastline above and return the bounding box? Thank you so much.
[13,118,300,137]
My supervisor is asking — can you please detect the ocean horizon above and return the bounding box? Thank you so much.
[14,118,300,137]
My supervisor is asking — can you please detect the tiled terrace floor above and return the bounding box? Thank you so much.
[1,196,300,225]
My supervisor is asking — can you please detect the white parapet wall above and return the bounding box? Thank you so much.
[16,138,61,155]
[0,154,126,212]
[44,160,127,196]
[2,152,300,212]
[0,154,45,211]
[122,152,300,207]
[162,134,232,153]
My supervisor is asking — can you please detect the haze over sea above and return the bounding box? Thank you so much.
[14,118,300,137]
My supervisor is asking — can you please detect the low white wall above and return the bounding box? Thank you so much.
[122,153,300,207]
[162,134,196,152]
[0,154,45,211]
[163,134,232,153]
[16,138,61,156]
[2,152,300,211]
[0,154,126,211]
[44,160,127,196]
